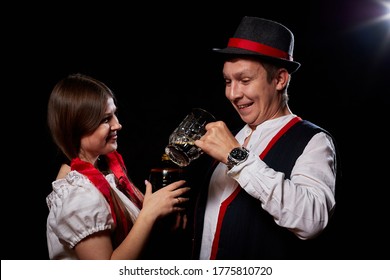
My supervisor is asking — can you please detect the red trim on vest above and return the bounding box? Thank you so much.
[209,116,302,259]
[260,116,302,160]
[228,38,293,61]
[210,185,241,260]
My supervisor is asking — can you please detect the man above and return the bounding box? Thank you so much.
[192,16,339,259]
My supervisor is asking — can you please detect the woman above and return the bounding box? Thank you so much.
[46,73,189,259]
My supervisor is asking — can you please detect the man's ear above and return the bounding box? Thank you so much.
[275,68,290,90]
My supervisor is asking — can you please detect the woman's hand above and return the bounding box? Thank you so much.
[141,180,190,221]
[172,212,188,230]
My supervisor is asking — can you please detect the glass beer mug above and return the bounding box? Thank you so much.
[165,108,216,167]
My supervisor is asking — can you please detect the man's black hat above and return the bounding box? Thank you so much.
[213,16,301,73]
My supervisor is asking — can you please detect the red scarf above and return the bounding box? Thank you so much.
[70,151,144,242]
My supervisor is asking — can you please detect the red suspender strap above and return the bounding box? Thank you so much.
[210,185,241,260]
[209,116,302,259]
[260,116,302,160]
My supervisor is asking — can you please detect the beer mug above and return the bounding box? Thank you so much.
[148,154,186,192]
[165,108,216,167]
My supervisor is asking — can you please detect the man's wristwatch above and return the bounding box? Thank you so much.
[226,147,249,169]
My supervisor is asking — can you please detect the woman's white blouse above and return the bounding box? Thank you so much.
[46,170,141,259]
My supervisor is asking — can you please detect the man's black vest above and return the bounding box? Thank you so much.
[192,119,339,259]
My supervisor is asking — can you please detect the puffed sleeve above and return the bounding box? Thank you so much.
[46,171,114,249]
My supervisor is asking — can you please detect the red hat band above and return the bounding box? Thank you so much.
[227,37,293,61]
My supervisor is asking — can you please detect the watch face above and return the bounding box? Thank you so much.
[231,147,247,160]
[227,147,249,169]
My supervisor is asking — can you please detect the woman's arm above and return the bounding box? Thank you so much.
[74,180,190,259]
[56,163,71,179]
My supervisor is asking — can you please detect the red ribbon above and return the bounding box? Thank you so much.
[71,151,144,243]
[227,38,293,61]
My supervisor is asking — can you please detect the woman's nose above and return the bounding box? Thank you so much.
[111,116,122,130]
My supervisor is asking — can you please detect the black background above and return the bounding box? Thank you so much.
[3,0,390,259]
